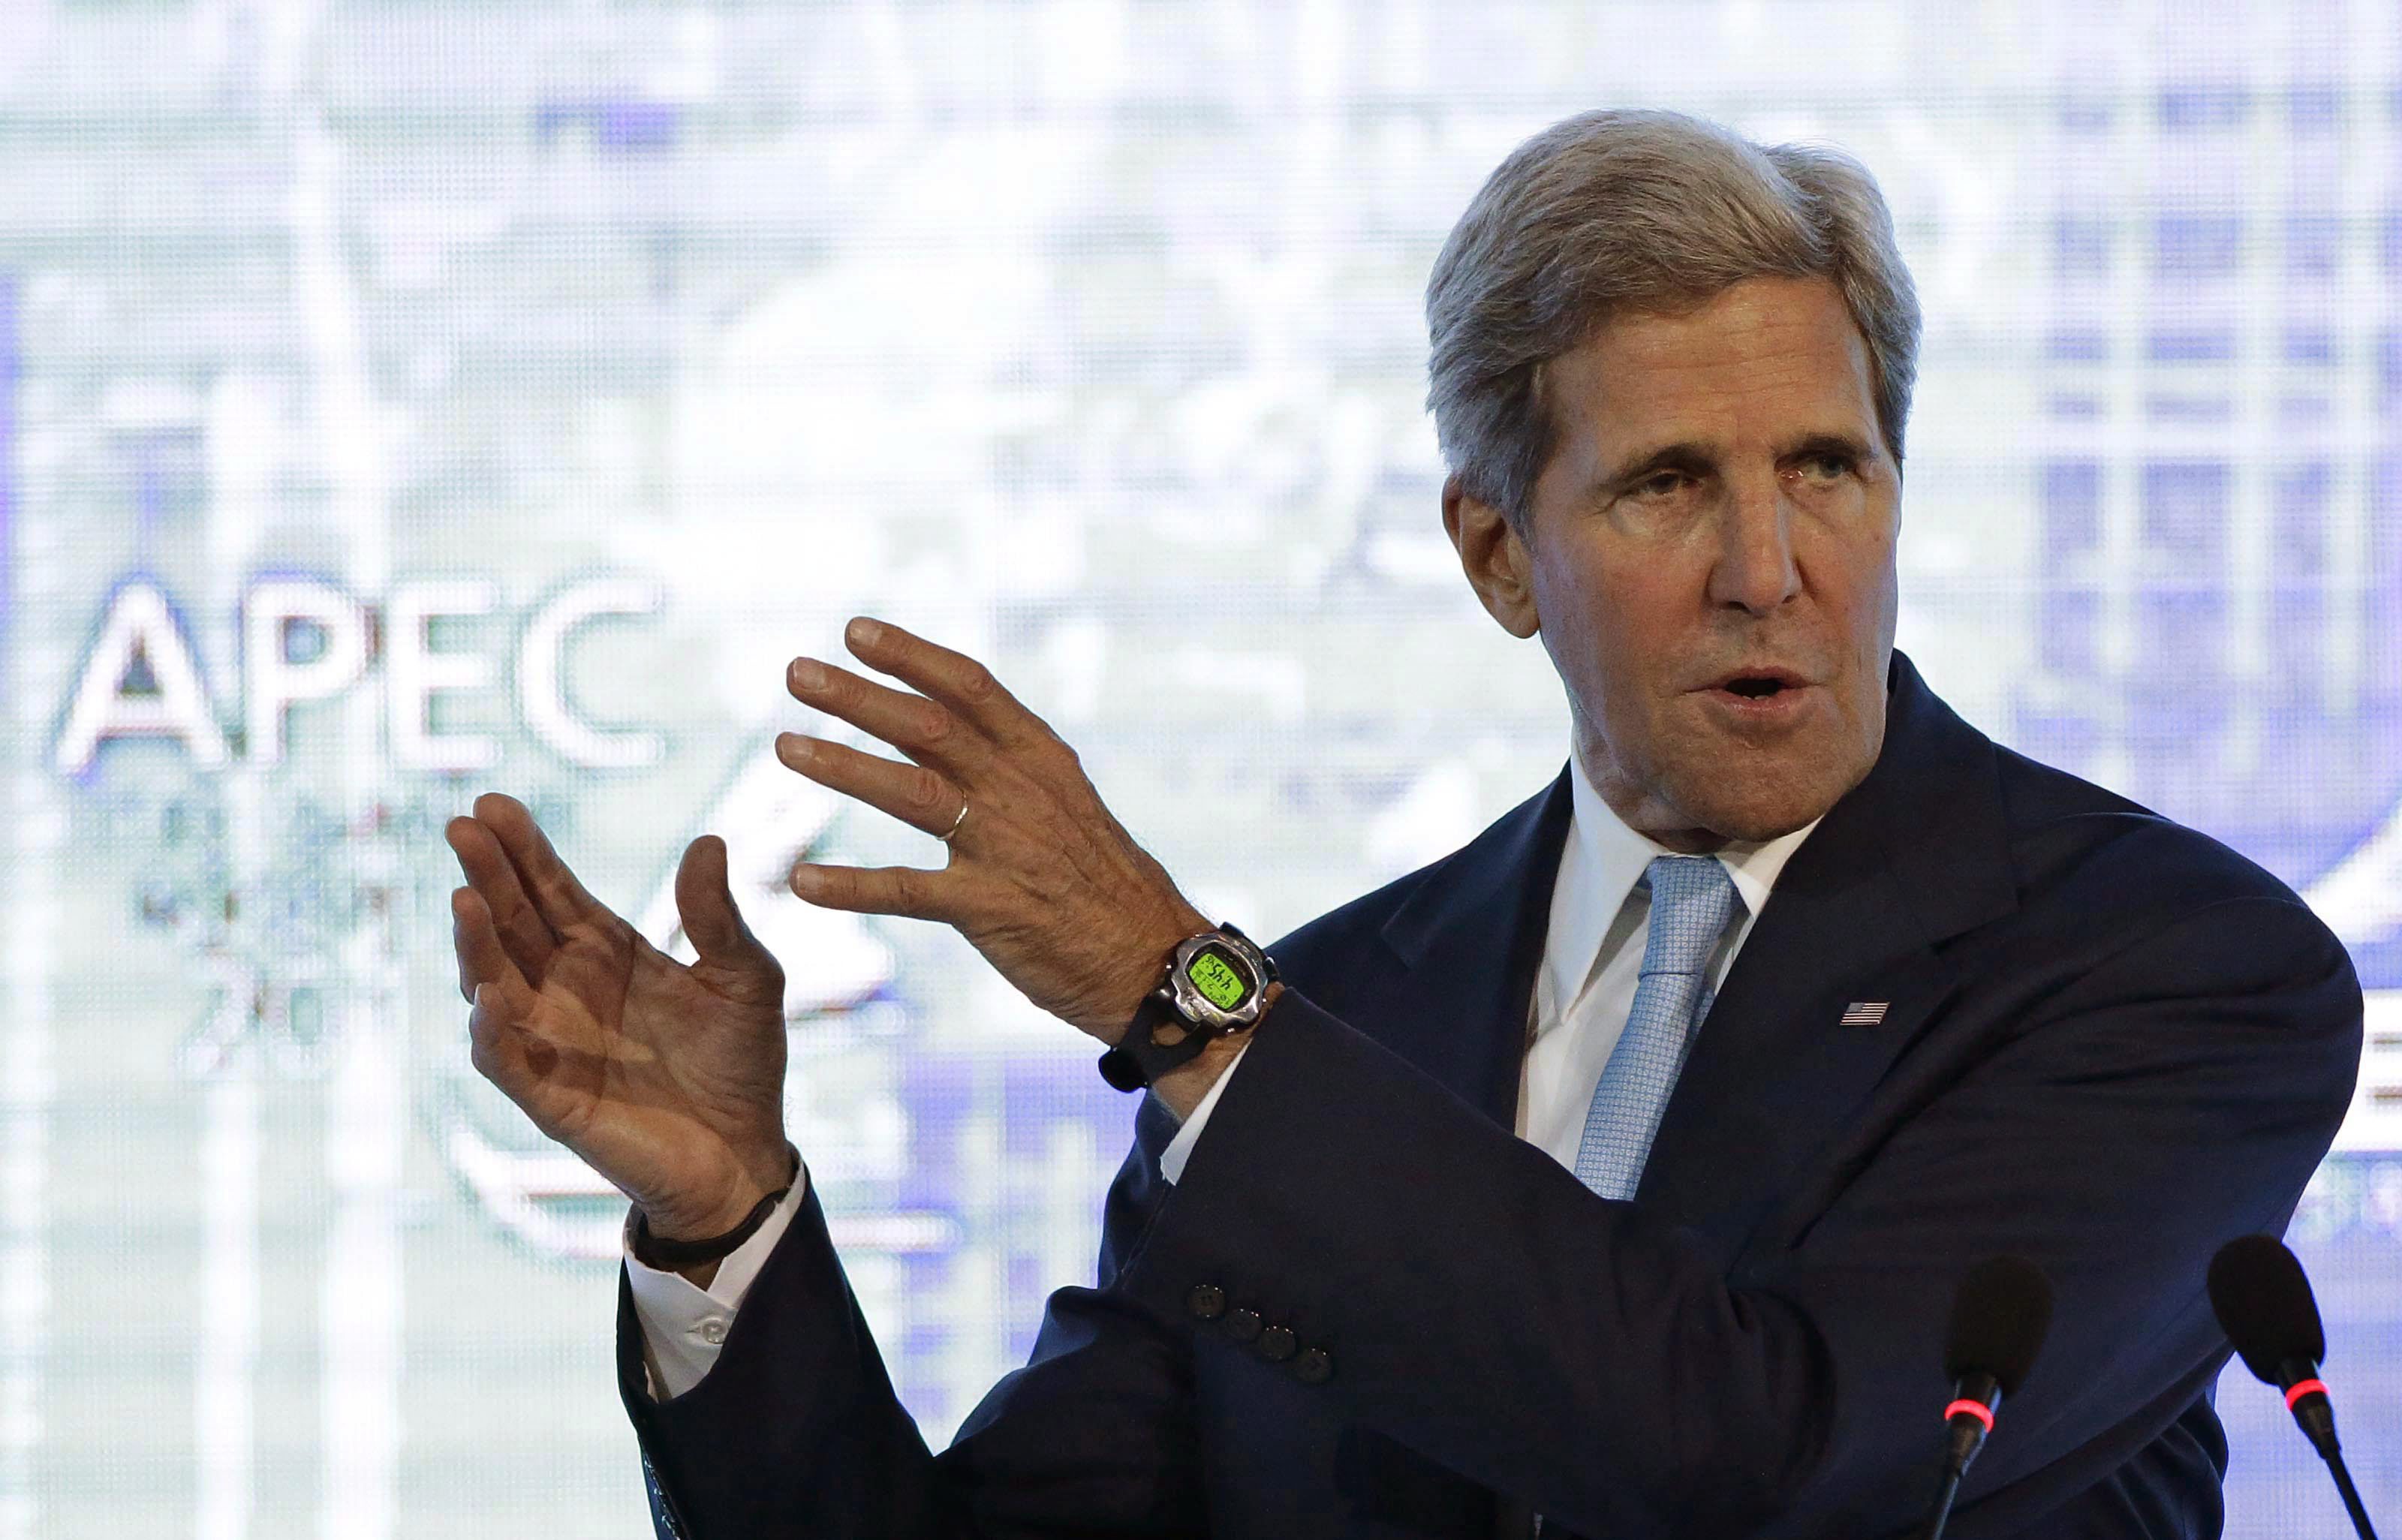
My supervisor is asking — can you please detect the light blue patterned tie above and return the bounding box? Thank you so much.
[1571,854,1742,1200]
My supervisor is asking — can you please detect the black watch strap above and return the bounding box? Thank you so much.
[1097,991,1220,1093]
[631,1144,801,1269]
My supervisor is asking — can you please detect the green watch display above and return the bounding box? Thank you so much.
[1097,922,1279,1093]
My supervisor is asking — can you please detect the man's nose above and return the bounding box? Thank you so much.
[1705,475,1802,616]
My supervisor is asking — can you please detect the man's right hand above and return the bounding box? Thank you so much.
[446,792,793,1246]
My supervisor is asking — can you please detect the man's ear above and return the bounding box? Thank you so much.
[1442,476,1540,639]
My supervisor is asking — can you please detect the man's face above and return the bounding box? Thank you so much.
[1445,275,1901,847]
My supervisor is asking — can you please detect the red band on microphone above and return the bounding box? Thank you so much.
[1943,1398,1996,1433]
[2284,1379,2328,1411]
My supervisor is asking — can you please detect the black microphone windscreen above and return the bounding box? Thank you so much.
[2206,1235,2325,1385]
[1943,1254,2055,1397]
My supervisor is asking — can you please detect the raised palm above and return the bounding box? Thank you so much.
[447,792,794,1238]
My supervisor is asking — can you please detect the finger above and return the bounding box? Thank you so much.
[467,981,567,1128]
[446,814,558,980]
[454,889,548,1094]
[789,859,958,922]
[450,885,534,1006]
[787,654,989,780]
[472,791,607,933]
[674,835,780,976]
[838,615,1056,755]
[775,733,966,841]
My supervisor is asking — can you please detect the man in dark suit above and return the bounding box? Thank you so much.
[445,110,2361,1537]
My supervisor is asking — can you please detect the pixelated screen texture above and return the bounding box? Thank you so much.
[2,2,2397,1536]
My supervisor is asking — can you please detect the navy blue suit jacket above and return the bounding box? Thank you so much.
[616,653,2361,1538]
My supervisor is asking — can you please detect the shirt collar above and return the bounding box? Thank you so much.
[1540,739,1822,1019]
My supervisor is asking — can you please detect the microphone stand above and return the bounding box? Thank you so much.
[2280,1357,2382,1540]
[2327,1457,2379,1540]
[1917,1465,1964,1540]
[1916,1373,2001,1540]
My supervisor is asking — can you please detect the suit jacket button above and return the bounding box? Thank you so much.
[1187,1285,1226,1320]
[1256,1326,1296,1362]
[1292,1348,1333,1384]
[1224,1307,1263,1343]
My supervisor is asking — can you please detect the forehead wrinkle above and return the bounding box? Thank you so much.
[1586,341,1877,465]
[1531,276,1884,511]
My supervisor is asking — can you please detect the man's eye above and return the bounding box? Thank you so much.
[1634,472,1687,498]
[1798,453,1853,481]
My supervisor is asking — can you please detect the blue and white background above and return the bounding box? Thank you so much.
[5,0,2398,1534]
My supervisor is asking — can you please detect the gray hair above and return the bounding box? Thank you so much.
[1425,110,1921,530]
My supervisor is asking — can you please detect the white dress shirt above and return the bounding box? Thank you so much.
[627,745,1821,1400]
[622,1169,810,1400]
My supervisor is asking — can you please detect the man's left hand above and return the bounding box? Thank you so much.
[776,615,1216,1046]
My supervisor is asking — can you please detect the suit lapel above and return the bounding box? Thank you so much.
[1369,764,1576,1127]
[1635,654,2018,1240]
[1349,651,2019,1241]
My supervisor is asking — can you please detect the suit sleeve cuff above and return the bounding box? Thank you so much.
[1158,1039,1251,1184]
[622,1162,811,1400]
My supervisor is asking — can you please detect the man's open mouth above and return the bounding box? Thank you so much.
[1701,668,1811,701]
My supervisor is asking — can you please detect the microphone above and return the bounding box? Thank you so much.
[2208,1235,2382,1540]
[1917,1255,2054,1540]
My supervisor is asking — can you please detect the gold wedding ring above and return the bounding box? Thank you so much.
[936,799,970,843]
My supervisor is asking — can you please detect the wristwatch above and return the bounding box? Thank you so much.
[1097,921,1280,1093]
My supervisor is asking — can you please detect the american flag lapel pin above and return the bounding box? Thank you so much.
[1839,1000,1889,1027]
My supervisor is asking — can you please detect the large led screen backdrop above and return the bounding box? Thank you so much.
[3,1,2398,1535]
